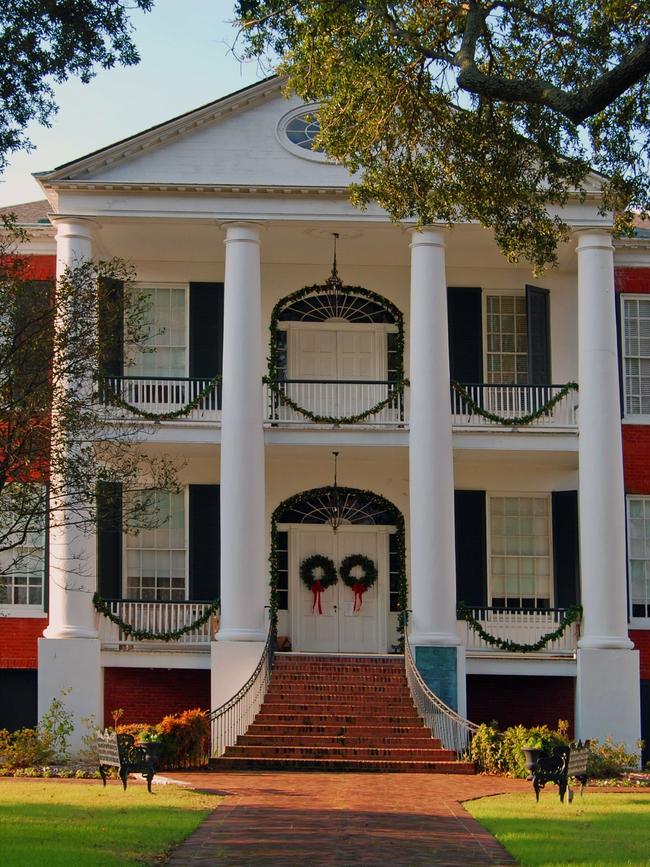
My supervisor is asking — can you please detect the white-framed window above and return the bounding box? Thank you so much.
[124,489,187,601]
[0,485,46,608]
[488,494,553,608]
[622,295,650,417]
[628,495,650,620]
[127,285,187,378]
[485,293,528,384]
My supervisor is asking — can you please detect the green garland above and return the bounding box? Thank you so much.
[264,376,408,425]
[97,374,221,421]
[93,592,220,642]
[451,381,578,427]
[457,603,582,653]
[269,486,408,647]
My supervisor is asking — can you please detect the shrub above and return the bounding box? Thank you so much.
[471,720,570,778]
[157,709,210,768]
[116,723,156,741]
[587,737,642,778]
[0,726,54,769]
[39,692,74,764]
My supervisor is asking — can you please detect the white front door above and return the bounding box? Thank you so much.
[291,525,388,653]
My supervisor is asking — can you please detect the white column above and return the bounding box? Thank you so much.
[575,229,640,754]
[408,227,459,647]
[576,230,632,651]
[39,217,101,755]
[218,222,266,644]
[44,218,98,640]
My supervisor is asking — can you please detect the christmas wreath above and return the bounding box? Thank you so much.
[339,554,378,612]
[300,554,338,614]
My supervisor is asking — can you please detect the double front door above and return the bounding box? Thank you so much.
[290,525,388,653]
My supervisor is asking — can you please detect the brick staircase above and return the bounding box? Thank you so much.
[210,654,475,773]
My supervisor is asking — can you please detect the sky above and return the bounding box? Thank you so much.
[0,1,266,207]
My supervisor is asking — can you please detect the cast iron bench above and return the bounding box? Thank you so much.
[97,730,156,793]
[531,740,590,802]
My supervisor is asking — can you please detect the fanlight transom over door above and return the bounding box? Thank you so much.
[290,525,389,653]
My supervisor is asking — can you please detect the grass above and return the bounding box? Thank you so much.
[465,790,650,866]
[0,780,220,866]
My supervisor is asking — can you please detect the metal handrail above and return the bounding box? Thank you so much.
[207,627,275,758]
[404,632,478,758]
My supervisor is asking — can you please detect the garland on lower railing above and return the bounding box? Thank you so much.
[457,603,582,653]
[96,374,221,421]
[263,376,408,425]
[450,381,578,427]
[93,593,220,641]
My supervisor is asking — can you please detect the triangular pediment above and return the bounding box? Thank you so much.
[37,78,352,191]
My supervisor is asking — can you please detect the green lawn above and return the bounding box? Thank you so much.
[466,790,650,866]
[0,780,220,866]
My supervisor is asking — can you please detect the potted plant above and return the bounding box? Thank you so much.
[138,731,162,766]
[522,736,544,774]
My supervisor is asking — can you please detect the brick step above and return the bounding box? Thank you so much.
[260,701,417,720]
[224,744,457,760]
[238,734,443,748]
[273,665,404,675]
[264,690,411,702]
[261,696,415,708]
[255,713,423,726]
[248,724,432,738]
[267,680,408,691]
[210,756,475,774]
[270,674,408,685]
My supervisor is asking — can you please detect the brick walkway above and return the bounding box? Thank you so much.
[164,771,528,866]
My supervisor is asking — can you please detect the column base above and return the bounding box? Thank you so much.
[575,647,641,756]
[37,637,102,756]
[414,645,466,714]
[210,639,266,710]
[578,635,634,651]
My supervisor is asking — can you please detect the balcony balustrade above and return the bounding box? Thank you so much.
[101,376,219,422]
[451,383,578,429]
[98,599,217,651]
[458,606,579,656]
[263,379,406,426]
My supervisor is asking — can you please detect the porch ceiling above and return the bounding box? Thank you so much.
[90,217,579,274]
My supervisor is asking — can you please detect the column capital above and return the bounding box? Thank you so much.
[573,226,615,252]
[220,221,264,245]
[408,225,447,249]
[50,215,97,241]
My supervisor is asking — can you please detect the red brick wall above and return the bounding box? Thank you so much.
[1,254,56,281]
[622,426,650,493]
[616,267,650,294]
[103,667,210,727]
[630,631,650,679]
[0,618,47,668]
[467,675,575,734]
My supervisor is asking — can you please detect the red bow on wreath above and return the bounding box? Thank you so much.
[352,582,367,612]
[311,579,324,615]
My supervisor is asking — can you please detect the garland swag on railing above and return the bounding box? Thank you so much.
[93,593,219,642]
[451,381,578,427]
[457,603,582,653]
[264,376,408,425]
[96,374,221,421]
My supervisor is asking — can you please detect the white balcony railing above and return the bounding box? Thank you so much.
[264,379,406,426]
[458,607,579,656]
[101,376,219,422]
[98,599,217,651]
[451,383,578,429]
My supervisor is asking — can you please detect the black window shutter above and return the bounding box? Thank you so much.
[526,284,551,384]
[615,293,625,417]
[552,490,580,608]
[43,483,50,614]
[189,485,220,601]
[447,287,483,383]
[454,490,487,608]
[97,278,124,378]
[189,283,224,409]
[96,482,123,599]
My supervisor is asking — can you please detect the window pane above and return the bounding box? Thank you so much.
[624,299,650,415]
[628,497,650,618]
[486,294,528,385]
[125,489,187,600]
